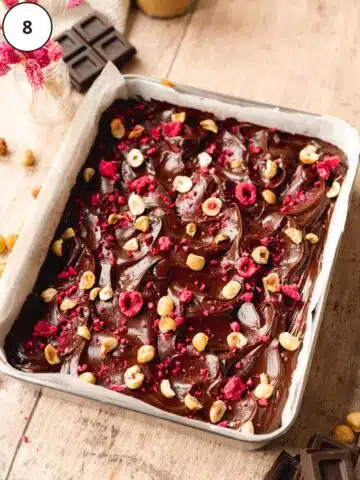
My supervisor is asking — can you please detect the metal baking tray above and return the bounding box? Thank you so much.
[0,68,358,449]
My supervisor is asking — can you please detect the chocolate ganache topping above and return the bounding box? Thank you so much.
[5,99,347,434]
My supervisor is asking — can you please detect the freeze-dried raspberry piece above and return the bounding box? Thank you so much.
[99,160,118,179]
[128,175,157,195]
[163,121,182,138]
[33,321,57,337]
[158,236,172,252]
[249,143,261,154]
[237,257,258,278]
[240,292,254,302]
[179,288,193,303]
[119,291,144,317]
[223,377,246,401]
[281,284,301,301]
[317,155,340,180]
[235,182,257,206]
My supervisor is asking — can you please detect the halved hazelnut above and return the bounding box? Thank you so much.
[186,253,206,271]
[99,286,114,301]
[128,125,145,139]
[198,151,212,168]
[263,159,277,179]
[279,332,300,351]
[171,112,186,123]
[299,144,319,164]
[173,175,193,193]
[124,365,144,389]
[44,344,60,365]
[253,382,274,399]
[221,280,241,300]
[23,150,35,167]
[192,332,209,352]
[6,234,18,251]
[214,233,229,245]
[61,228,75,240]
[251,246,270,264]
[77,325,91,340]
[327,180,341,198]
[346,412,360,433]
[157,295,174,316]
[108,213,121,225]
[240,421,254,435]
[128,193,145,216]
[227,332,248,349]
[137,345,155,363]
[123,238,139,252]
[202,197,222,217]
[200,119,218,133]
[332,424,355,444]
[305,233,319,244]
[41,288,58,303]
[134,216,150,232]
[79,372,96,384]
[89,287,101,301]
[127,148,145,168]
[31,186,41,199]
[209,400,227,424]
[83,167,95,183]
[186,223,197,237]
[0,138,8,156]
[158,316,177,333]
[0,235,5,253]
[110,118,125,139]
[285,227,302,244]
[60,297,78,312]
[160,379,176,399]
[184,393,203,411]
[262,189,276,205]
[100,337,118,356]
[79,271,96,290]
[262,272,280,293]
[230,159,242,169]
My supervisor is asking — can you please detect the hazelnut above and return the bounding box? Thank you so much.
[263,159,277,179]
[285,227,302,245]
[186,253,206,271]
[305,233,319,244]
[158,316,177,333]
[79,372,96,384]
[23,150,35,167]
[227,332,248,349]
[327,180,341,198]
[60,297,78,312]
[209,400,227,424]
[31,186,41,199]
[198,151,212,168]
[134,216,150,233]
[79,271,96,290]
[127,148,145,168]
[186,223,197,237]
[299,144,319,164]
[123,238,139,252]
[108,213,121,225]
[100,337,118,357]
[128,125,145,139]
[262,189,277,205]
[124,365,144,389]
[157,295,174,316]
[221,280,241,300]
[253,382,274,400]
[44,344,60,365]
[192,332,209,352]
[160,379,176,399]
[89,287,101,301]
[332,424,356,443]
[6,234,18,251]
[279,332,300,351]
[83,167,95,183]
[262,272,280,293]
[214,233,229,244]
[52,239,63,257]
[0,235,6,253]
[137,345,155,363]
[128,193,145,216]
[99,286,114,301]
[240,421,255,435]
[0,138,8,156]
[171,112,186,123]
[77,325,91,340]
[230,159,242,169]
[200,119,218,133]
[346,412,360,433]
[40,288,57,303]
[61,228,75,240]
[0,262,5,277]
[184,393,203,411]
[173,175,193,193]
[110,118,125,139]
[251,246,270,265]
[202,197,222,217]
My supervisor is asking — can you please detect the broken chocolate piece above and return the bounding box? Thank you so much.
[300,449,355,479]
[263,451,299,480]
[92,31,137,69]
[73,13,113,44]
[307,433,360,466]
[67,48,105,92]
[55,29,86,61]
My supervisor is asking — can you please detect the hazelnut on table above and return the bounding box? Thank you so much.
[0,138,8,156]
[23,150,35,167]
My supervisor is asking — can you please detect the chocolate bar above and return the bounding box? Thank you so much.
[73,13,113,44]
[56,30,86,62]
[93,31,136,70]
[67,48,105,92]
[263,451,299,480]
[307,433,360,465]
[300,449,355,479]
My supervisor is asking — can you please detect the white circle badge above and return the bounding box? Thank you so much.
[2,3,53,52]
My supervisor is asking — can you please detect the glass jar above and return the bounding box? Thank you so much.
[15,60,75,126]
[136,0,193,18]
[39,0,68,15]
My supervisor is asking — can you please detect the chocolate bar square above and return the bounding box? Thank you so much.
[67,48,105,92]
[263,451,299,480]
[92,31,137,69]
[73,13,113,45]
[56,30,86,62]
[300,449,355,480]
[307,433,360,466]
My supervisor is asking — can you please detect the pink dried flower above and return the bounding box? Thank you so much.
[47,41,63,62]
[3,0,18,8]
[0,58,10,76]
[31,48,50,68]
[0,41,20,64]
[66,0,84,9]
[25,59,44,91]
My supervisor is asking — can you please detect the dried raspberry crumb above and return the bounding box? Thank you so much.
[316,155,340,180]
[179,288,193,303]
[163,121,183,138]
[235,182,257,206]
[58,271,70,280]
[99,160,118,179]
[223,377,246,401]
[128,175,157,195]
[21,435,29,443]
[158,236,172,252]
[230,321,240,332]
[281,284,301,301]
[248,143,261,154]
[258,399,269,408]
[33,320,57,337]
[119,291,144,317]
[237,257,258,278]
[68,266,77,276]
[240,292,254,302]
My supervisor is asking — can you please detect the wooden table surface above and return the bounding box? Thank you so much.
[1,1,360,479]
